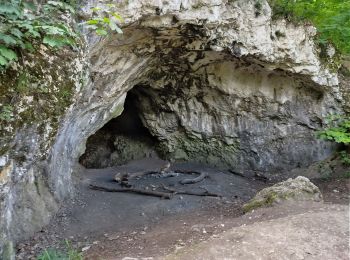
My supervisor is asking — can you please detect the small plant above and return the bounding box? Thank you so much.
[0,105,14,122]
[339,151,350,166]
[37,249,66,260]
[37,240,83,260]
[343,171,350,179]
[84,3,123,36]
[317,115,350,145]
[254,0,263,17]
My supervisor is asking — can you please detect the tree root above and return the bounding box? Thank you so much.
[114,170,158,183]
[176,170,208,185]
[161,185,221,198]
[89,184,172,199]
[115,169,209,185]
[89,184,221,199]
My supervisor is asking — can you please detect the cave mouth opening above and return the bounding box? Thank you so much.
[79,86,161,169]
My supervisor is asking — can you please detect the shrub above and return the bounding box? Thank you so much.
[0,1,124,68]
[0,0,78,68]
[318,114,350,166]
[317,115,350,145]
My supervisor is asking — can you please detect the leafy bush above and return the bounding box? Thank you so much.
[318,115,350,144]
[0,1,124,68]
[0,0,78,68]
[318,114,350,166]
[269,0,350,55]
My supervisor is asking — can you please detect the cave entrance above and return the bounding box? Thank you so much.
[79,87,159,169]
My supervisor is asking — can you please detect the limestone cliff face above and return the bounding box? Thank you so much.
[0,44,85,257]
[0,0,346,257]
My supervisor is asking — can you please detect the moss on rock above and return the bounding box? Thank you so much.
[243,176,323,213]
[0,45,83,158]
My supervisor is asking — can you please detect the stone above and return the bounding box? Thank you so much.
[242,176,323,212]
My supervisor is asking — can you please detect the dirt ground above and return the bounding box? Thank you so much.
[164,202,349,260]
[16,158,350,260]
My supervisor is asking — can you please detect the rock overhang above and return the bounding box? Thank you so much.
[0,0,346,257]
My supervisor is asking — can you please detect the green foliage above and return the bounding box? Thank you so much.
[0,104,14,121]
[318,115,350,144]
[37,240,83,260]
[339,150,350,166]
[0,0,77,68]
[269,0,350,55]
[343,171,350,179]
[317,115,350,174]
[85,3,123,36]
[254,0,263,16]
[37,249,66,260]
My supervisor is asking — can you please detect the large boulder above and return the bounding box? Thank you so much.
[243,176,323,212]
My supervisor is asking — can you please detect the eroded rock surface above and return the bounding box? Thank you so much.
[0,0,347,257]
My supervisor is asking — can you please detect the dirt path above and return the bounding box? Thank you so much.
[164,203,349,260]
[16,158,350,259]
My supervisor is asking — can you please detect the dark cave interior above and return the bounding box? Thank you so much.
[79,87,159,168]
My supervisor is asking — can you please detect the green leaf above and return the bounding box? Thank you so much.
[24,42,34,51]
[0,4,21,16]
[0,46,17,61]
[0,33,18,45]
[23,2,36,11]
[108,20,118,31]
[10,28,23,39]
[112,12,124,22]
[37,25,66,35]
[45,1,75,13]
[115,26,123,34]
[86,19,100,25]
[103,17,110,24]
[106,4,116,8]
[86,24,98,30]
[0,54,8,66]
[95,28,108,36]
[91,7,101,12]
[43,36,65,47]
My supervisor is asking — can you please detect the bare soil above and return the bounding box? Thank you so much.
[16,158,350,260]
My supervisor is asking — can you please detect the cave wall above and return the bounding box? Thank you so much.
[133,54,338,172]
[0,0,347,257]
